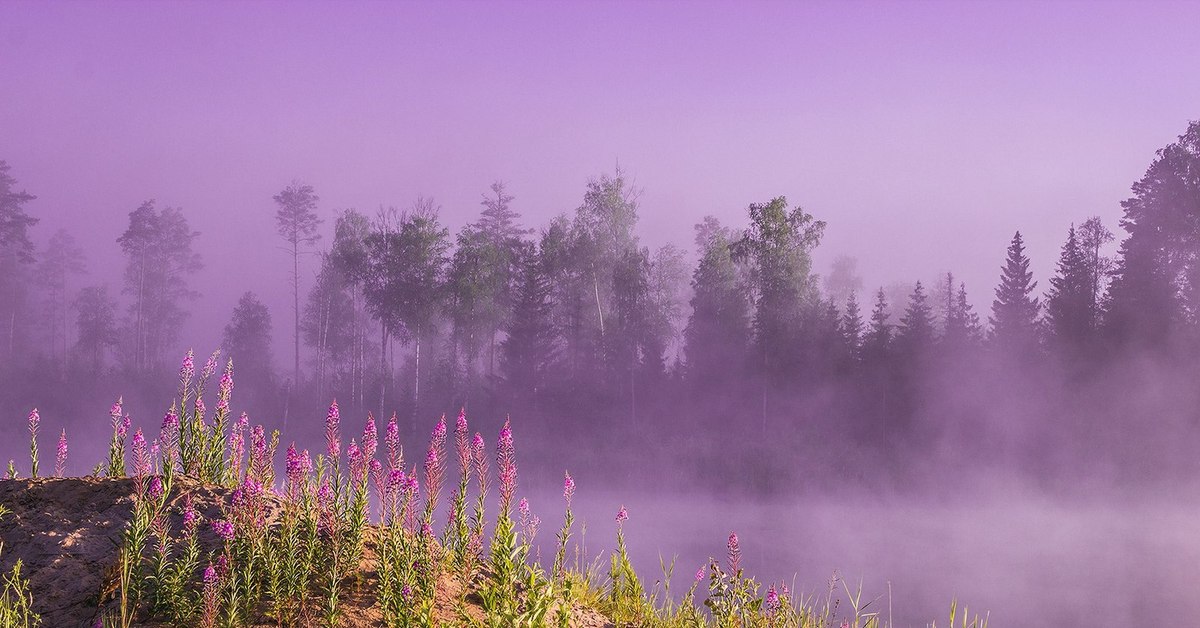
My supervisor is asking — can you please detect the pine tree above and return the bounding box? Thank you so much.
[990,231,1040,353]
[500,243,557,402]
[943,282,982,350]
[840,291,864,361]
[863,288,891,361]
[1045,225,1092,350]
[273,182,322,388]
[897,281,935,355]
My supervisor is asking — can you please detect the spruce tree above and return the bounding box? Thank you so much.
[840,291,864,361]
[500,243,558,402]
[863,288,891,361]
[990,231,1041,353]
[1045,225,1092,350]
[944,282,982,350]
[897,281,935,354]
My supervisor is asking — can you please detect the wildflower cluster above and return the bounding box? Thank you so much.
[5,347,985,628]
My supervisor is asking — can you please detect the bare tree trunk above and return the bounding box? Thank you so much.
[380,321,387,419]
[293,237,301,390]
[413,325,421,430]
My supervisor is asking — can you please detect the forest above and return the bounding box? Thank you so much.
[3,121,1200,495]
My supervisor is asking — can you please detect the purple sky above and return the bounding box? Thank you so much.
[4,0,1200,355]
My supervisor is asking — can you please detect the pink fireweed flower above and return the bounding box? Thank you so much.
[158,410,180,472]
[766,585,781,614]
[218,360,233,398]
[201,350,219,382]
[182,495,199,535]
[193,396,206,420]
[361,413,378,462]
[131,429,152,478]
[179,349,195,385]
[695,565,705,582]
[727,531,741,574]
[497,419,516,514]
[616,505,629,525]
[55,429,67,477]
[203,563,218,584]
[118,414,131,439]
[518,497,539,541]
[455,409,470,477]
[325,400,341,465]
[148,476,164,500]
[248,425,269,484]
[109,398,123,428]
[211,520,235,542]
[385,413,401,471]
[200,561,220,628]
[27,407,39,435]
[285,443,310,501]
[432,414,447,442]
[563,472,575,506]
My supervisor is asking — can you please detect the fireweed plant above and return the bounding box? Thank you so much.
[6,348,987,628]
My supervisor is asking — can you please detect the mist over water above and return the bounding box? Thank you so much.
[4,3,1200,627]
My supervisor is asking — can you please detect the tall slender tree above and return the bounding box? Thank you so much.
[1045,225,1092,350]
[684,218,750,385]
[897,281,935,356]
[840,291,864,361]
[499,242,557,404]
[730,196,825,430]
[862,288,892,361]
[0,160,38,364]
[116,201,201,373]
[990,231,1040,354]
[273,181,322,388]
[1105,122,1200,346]
[36,229,87,371]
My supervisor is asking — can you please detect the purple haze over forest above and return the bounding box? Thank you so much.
[4,3,1200,626]
[5,1,1200,356]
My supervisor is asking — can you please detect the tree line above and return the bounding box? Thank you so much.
[2,121,1199,486]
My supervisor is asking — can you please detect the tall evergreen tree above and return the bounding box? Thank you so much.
[1045,225,1092,350]
[684,217,749,386]
[943,282,982,350]
[897,281,935,355]
[1105,122,1200,346]
[273,181,322,388]
[862,288,892,361]
[499,242,557,404]
[840,291,864,362]
[989,231,1040,354]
